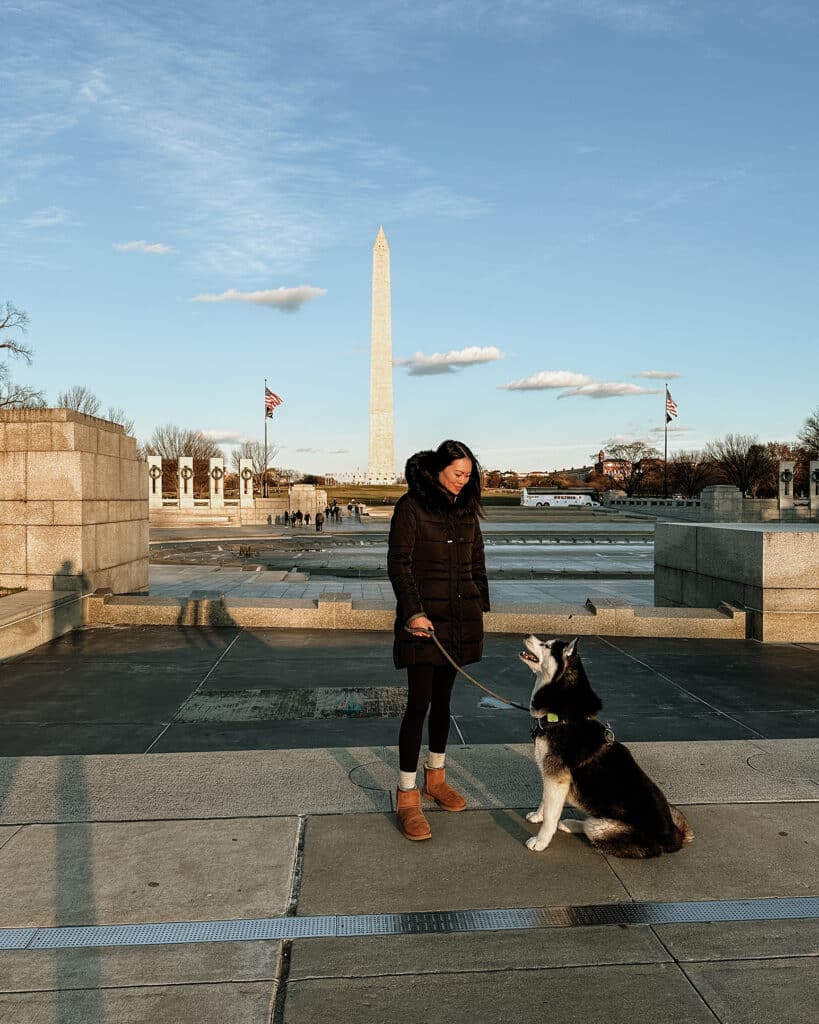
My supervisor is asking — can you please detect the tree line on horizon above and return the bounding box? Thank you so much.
[2,300,818,499]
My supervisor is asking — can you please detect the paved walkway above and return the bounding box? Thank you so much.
[0,620,816,1021]
[149,565,655,605]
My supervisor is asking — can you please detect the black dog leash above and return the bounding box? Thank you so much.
[404,625,529,712]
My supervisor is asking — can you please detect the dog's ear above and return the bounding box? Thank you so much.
[565,637,579,657]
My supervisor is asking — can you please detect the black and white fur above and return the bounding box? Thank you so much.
[520,635,694,858]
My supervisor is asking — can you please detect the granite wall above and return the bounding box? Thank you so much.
[0,408,148,593]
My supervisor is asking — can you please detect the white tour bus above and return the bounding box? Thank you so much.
[520,488,600,509]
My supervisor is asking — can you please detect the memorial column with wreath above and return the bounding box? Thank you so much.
[238,458,255,508]
[778,459,795,518]
[147,455,163,509]
[178,457,195,509]
[209,457,225,508]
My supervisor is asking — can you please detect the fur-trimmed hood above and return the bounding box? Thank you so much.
[404,450,458,514]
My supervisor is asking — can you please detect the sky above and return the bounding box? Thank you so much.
[3,0,818,477]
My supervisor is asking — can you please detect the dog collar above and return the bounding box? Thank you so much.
[530,713,560,739]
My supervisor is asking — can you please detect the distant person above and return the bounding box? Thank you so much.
[315,510,325,532]
[388,440,489,842]
[304,512,311,526]
[283,510,290,527]
[295,509,303,526]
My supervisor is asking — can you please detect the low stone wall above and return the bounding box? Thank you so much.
[148,489,329,527]
[605,487,816,524]
[655,522,819,641]
[0,590,85,662]
[85,591,746,640]
[0,409,148,593]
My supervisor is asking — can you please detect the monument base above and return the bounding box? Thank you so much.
[655,522,819,641]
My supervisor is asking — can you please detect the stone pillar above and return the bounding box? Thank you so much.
[209,457,225,508]
[239,458,255,507]
[700,485,742,522]
[147,455,163,509]
[0,408,148,593]
[178,456,194,508]
[778,459,796,516]
[810,460,819,519]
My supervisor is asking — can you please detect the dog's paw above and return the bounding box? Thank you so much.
[526,809,544,823]
[525,835,550,852]
[558,818,585,834]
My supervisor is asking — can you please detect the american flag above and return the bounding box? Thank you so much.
[665,387,678,423]
[265,387,283,418]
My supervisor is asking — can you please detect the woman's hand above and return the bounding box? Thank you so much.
[407,614,434,637]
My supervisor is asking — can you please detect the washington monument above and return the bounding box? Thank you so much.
[368,226,396,484]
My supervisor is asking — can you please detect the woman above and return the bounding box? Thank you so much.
[387,440,490,841]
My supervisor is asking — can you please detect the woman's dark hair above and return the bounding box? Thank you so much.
[434,439,484,517]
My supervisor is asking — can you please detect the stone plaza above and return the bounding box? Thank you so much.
[0,406,817,1023]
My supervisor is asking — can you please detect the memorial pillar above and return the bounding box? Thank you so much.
[239,458,255,507]
[209,457,225,508]
[809,460,819,520]
[147,455,163,509]
[778,459,795,517]
[178,456,194,508]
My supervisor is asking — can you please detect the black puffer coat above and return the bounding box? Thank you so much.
[388,450,490,669]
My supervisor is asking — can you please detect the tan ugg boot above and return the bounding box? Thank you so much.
[396,787,432,841]
[422,766,466,812]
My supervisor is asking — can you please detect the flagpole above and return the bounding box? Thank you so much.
[663,384,669,498]
[263,377,269,498]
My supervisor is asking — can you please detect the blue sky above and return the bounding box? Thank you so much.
[3,0,818,476]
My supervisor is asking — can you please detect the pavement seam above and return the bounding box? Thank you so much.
[143,630,243,753]
[594,636,767,740]
[285,958,678,984]
[270,815,307,1024]
[0,825,22,853]
[0,978,280,996]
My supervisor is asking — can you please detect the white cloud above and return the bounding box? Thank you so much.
[79,68,110,103]
[23,206,72,229]
[648,423,691,436]
[113,240,171,254]
[328,448,350,454]
[558,382,661,399]
[636,370,682,380]
[192,286,326,312]
[501,370,592,391]
[200,430,254,445]
[398,345,504,375]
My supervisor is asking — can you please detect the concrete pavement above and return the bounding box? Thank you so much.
[0,508,816,1022]
[0,626,817,1022]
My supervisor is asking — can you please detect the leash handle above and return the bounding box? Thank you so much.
[403,624,528,712]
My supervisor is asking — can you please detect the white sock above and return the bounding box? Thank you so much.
[398,770,417,791]
[426,752,446,770]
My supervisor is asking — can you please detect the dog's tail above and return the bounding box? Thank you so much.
[671,806,694,845]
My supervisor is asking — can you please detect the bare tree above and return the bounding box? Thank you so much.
[143,425,225,496]
[0,302,45,408]
[797,407,819,456]
[231,440,281,493]
[668,450,720,498]
[105,406,135,436]
[57,385,101,416]
[56,386,135,435]
[599,440,661,496]
[765,441,810,498]
[704,434,774,497]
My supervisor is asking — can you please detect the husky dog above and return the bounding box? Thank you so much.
[520,635,694,858]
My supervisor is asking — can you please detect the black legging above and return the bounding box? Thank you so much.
[398,663,457,772]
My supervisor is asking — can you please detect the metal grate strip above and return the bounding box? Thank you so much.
[3,897,817,951]
[0,927,37,949]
